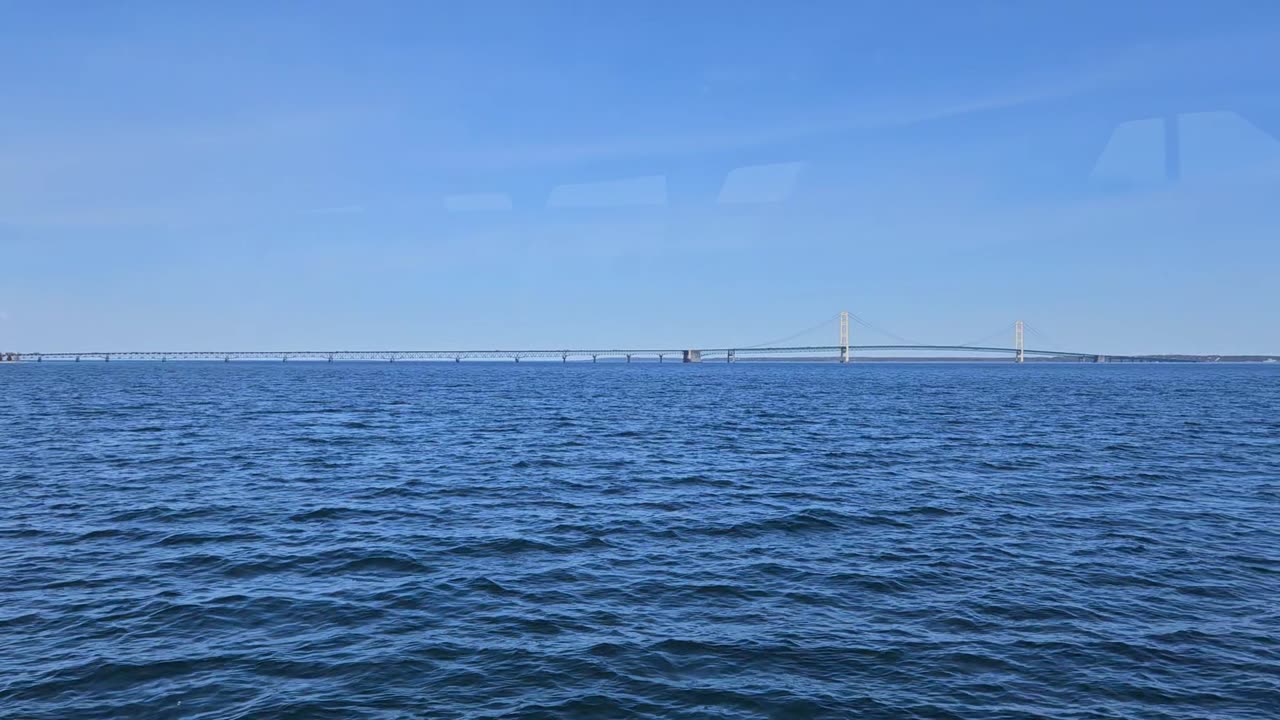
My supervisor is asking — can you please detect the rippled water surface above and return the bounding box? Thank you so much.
[3,362,1279,719]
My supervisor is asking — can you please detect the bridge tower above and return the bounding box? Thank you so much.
[1014,320,1025,364]
[839,310,850,363]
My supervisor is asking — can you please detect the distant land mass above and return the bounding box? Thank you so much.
[736,355,1280,363]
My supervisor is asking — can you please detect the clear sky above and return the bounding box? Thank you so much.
[3,1,1279,355]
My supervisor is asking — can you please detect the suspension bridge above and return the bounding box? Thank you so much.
[0,314,1191,364]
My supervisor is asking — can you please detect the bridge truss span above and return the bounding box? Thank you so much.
[10,349,691,363]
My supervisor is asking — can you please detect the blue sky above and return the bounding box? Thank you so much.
[3,2,1279,354]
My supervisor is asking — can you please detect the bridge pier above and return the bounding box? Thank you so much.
[104,354,110,362]
[658,354,664,363]
[592,354,597,363]
[562,353,568,363]
[682,350,701,363]
[626,354,631,363]
[455,356,461,363]
[727,349,735,363]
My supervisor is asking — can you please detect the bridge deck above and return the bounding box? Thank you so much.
[7,345,1186,363]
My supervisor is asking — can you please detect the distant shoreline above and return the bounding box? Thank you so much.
[6,356,1278,364]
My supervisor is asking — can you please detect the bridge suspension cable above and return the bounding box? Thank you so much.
[847,313,924,346]
[956,326,1012,348]
[746,311,945,352]
[1022,323,1064,352]
[743,313,841,349]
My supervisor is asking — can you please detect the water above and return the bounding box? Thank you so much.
[2,362,1278,719]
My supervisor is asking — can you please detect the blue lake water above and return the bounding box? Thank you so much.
[2,362,1278,719]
